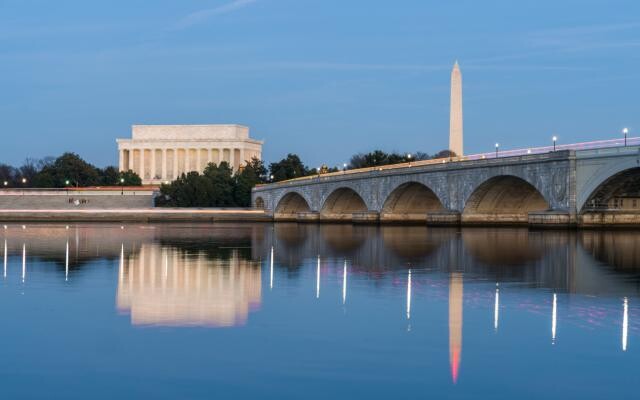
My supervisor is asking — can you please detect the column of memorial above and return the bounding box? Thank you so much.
[162,149,167,182]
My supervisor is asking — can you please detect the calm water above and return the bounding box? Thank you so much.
[1,223,639,399]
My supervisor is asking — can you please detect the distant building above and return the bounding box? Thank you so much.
[117,124,264,185]
[449,61,463,156]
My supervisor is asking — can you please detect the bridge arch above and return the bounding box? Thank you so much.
[581,166,640,211]
[321,187,368,221]
[462,175,549,224]
[274,191,311,220]
[381,182,444,222]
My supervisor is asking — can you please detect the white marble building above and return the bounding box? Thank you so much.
[117,124,263,184]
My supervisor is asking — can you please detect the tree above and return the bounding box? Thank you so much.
[19,158,42,187]
[269,154,309,182]
[100,166,120,186]
[118,169,142,186]
[433,150,457,159]
[33,152,101,187]
[204,162,235,206]
[349,150,396,168]
[234,157,267,206]
[0,164,18,186]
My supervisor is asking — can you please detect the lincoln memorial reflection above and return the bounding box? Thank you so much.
[1,223,638,379]
[117,243,261,327]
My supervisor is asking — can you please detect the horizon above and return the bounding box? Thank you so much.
[2,0,640,168]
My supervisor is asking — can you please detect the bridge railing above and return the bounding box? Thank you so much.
[467,136,640,160]
[257,136,639,187]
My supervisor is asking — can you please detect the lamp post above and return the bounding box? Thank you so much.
[21,178,27,186]
[495,143,499,158]
[407,153,412,166]
[343,163,347,172]
[120,177,125,195]
[623,128,629,147]
[552,136,557,152]
[3,181,7,188]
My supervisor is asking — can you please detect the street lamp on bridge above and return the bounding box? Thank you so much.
[623,128,629,147]
[552,136,557,152]
[495,143,499,158]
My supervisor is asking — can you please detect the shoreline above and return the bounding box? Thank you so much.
[0,209,272,223]
[0,208,638,229]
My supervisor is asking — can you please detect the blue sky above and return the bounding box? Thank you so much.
[1,0,640,168]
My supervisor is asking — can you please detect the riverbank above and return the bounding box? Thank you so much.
[0,208,271,222]
[1,208,639,227]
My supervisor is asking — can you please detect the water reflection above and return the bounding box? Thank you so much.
[0,224,638,346]
[494,283,499,331]
[552,292,558,344]
[116,243,261,327]
[449,273,463,384]
[0,223,639,397]
[623,297,629,351]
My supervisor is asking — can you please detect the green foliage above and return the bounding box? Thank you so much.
[348,150,451,169]
[433,149,457,159]
[100,166,120,186]
[0,153,141,188]
[34,152,101,187]
[118,169,142,186]
[156,158,268,208]
[268,154,309,182]
[234,157,267,206]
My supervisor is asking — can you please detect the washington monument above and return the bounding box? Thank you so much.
[449,61,463,156]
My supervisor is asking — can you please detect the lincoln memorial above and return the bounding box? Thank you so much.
[117,124,263,184]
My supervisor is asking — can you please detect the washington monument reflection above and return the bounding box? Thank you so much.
[449,273,463,384]
[117,244,261,327]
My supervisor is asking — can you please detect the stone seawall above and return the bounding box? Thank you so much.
[0,209,270,223]
[0,190,154,209]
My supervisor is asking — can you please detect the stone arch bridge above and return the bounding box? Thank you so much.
[252,147,640,227]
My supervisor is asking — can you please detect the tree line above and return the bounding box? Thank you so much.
[0,149,453,208]
[267,149,455,182]
[0,153,141,187]
[156,149,455,207]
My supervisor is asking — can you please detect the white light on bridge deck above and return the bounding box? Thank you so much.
[270,246,274,290]
[552,293,557,344]
[406,269,412,320]
[494,284,500,331]
[342,259,347,305]
[623,297,629,352]
[316,255,320,299]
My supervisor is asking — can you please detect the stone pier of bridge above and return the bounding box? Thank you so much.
[252,147,640,227]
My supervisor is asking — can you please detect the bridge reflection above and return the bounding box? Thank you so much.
[1,223,637,384]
